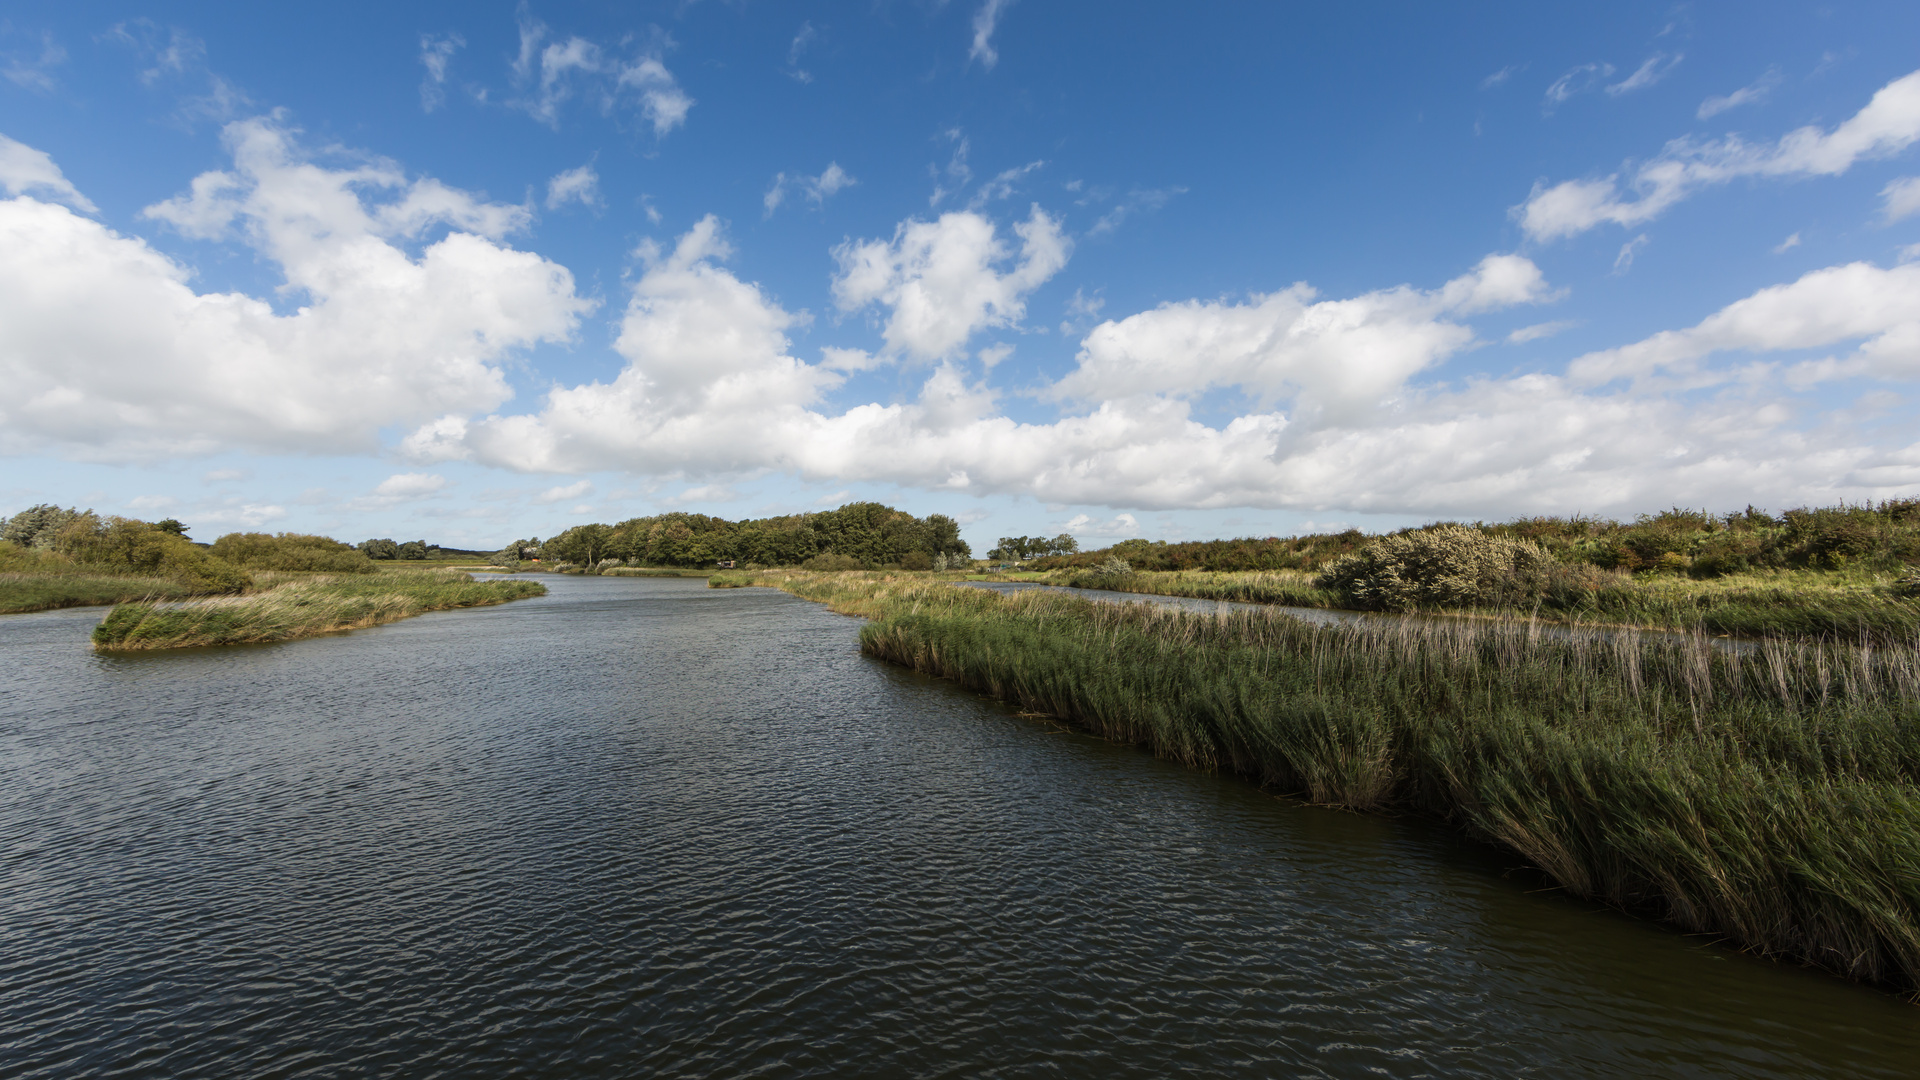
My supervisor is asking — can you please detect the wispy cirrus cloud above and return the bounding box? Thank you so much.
[1698,68,1782,119]
[1518,69,1920,241]
[507,11,692,136]
[763,162,855,216]
[419,33,463,112]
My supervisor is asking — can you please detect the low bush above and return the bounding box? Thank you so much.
[1316,525,1554,611]
[801,552,865,571]
[213,532,376,573]
[54,515,250,593]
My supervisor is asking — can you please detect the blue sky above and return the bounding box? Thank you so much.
[3,2,1919,551]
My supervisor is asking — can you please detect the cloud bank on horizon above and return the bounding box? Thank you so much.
[1,2,1918,543]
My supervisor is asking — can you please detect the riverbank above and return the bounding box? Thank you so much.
[91,570,547,650]
[0,572,233,614]
[721,569,1920,996]
[1040,566,1920,642]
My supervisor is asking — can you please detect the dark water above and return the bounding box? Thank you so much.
[2,576,1915,1078]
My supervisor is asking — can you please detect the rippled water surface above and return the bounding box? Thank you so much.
[3,575,1916,1077]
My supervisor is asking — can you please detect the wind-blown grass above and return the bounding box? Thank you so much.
[1049,566,1920,641]
[728,569,1920,994]
[92,570,546,650]
[0,572,217,614]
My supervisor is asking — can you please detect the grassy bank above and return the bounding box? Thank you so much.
[724,569,1920,995]
[1046,566,1920,641]
[0,572,226,614]
[92,570,546,650]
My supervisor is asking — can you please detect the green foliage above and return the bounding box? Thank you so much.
[1316,525,1556,611]
[397,540,429,560]
[153,518,189,537]
[53,514,250,593]
[2,504,88,549]
[538,502,971,569]
[800,552,865,571]
[987,533,1078,561]
[212,532,376,573]
[359,538,401,560]
[1045,498,1920,581]
[1033,530,1372,573]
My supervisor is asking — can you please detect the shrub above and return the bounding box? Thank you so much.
[0,538,69,573]
[897,550,934,571]
[53,515,250,593]
[1316,525,1555,611]
[212,532,376,573]
[800,552,864,571]
[2,504,87,549]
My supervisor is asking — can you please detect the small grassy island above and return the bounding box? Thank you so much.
[90,569,546,650]
[0,506,545,649]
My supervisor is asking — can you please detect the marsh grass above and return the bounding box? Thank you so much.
[729,569,1920,994]
[0,572,214,614]
[91,570,546,650]
[1048,566,1920,642]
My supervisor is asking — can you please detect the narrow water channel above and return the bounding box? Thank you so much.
[2,575,1914,1077]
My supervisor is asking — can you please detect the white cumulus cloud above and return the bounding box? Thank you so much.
[0,132,97,212]
[546,162,602,210]
[374,472,448,498]
[832,204,1069,361]
[1568,261,1920,387]
[1054,254,1555,425]
[398,235,1920,517]
[0,122,591,460]
[1883,176,1920,222]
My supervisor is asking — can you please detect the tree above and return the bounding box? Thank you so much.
[359,538,400,560]
[212,532,374,572]
[397,540,428,560]
[154,518,189,537]
[545,523,610,566]
[2,504,88,549]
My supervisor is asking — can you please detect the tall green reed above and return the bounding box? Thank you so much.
[749,571,1920,993]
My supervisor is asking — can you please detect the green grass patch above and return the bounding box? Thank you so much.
[0,573,215,614]
[91,570,546,650]
[729,569,1920,995]
[1043,566,1920,642]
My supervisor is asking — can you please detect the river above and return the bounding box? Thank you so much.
[2,574,1915,1077]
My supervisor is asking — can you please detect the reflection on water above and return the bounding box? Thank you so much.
[1,576,1913,1077]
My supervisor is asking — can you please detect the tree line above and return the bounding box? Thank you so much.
[500,501,973,570]
[984,534,1078,561]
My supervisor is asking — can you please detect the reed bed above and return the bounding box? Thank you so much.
[736,570,1920,994]
[92,570,546,650]
[1054,566,1920,642]
[0,572,218,614]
